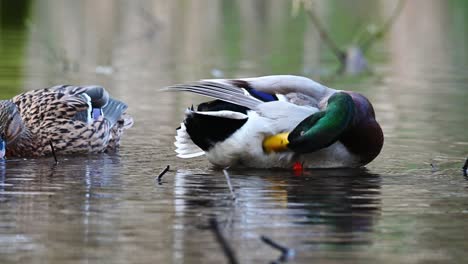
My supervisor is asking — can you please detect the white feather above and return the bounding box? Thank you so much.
[205,103,360,168]
[174,123,205,158]
[191,110,248,120]
[81,93,93,124]
[204,102,317,168]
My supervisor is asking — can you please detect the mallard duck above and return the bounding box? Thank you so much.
[0,85,133,159]
[165,75,383,169]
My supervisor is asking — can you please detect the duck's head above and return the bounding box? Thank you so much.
[288,92,355,153]
[0,100,23,159]
[263,91,383,165]
[264,92,355,153]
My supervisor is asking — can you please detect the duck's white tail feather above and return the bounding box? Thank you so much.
[164,81,262,110]
[190,110,248,120]
[174,122,205,158]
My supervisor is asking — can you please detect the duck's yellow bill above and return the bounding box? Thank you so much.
[263,132,290,153]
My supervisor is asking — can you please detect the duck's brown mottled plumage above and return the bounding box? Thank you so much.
[0,85,133,158]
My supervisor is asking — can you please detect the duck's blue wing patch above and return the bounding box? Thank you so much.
[92,108,103,120]
[246,88,278,102]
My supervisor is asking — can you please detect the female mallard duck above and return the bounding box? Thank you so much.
[165,75,383,169]
[0,85,133,159]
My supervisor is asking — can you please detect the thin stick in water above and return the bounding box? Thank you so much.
[156,165,170,183]
[209,218,239,264]
[223,169,236,201]
[261,235,295,262]
[463,158,468,177]
[49,140,58,164]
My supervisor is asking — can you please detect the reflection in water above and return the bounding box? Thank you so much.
[0,155,124,260]
[284,170,381,244]
[172,169,381,261]
[0,161,6,194]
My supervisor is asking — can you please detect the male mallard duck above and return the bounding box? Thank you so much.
[165,75,383,169]
[0,85,133,159]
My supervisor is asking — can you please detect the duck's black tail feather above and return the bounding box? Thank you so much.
[184,109,248,151]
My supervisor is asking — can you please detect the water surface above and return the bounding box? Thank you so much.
[1,1,467,263]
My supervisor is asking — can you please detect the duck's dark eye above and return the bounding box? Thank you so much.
[300,131,305,136]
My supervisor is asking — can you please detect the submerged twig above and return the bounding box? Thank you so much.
[49,140,58,164]
[261,235,296,263]
[223,169,237,201]
[302,0,405,75]
[209,218,239,264]
[361,0,406,53]
[305,7,346,63]
[462,158,468,177]
[156,165,170,184]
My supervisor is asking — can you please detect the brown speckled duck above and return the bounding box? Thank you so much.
[0,85,133,159]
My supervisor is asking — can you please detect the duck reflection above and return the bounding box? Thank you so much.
[0,155,124,257]
[281,169,381,244]
[0,160,5,193]
[1,155,122,191]
[173,168,381,248]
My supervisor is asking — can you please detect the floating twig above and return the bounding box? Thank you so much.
[261,235,295,263]
[156,165,170,184]
[209,218,239,264]
[49,140,58,164]
[223,169,237,201]
[462,158,468,177]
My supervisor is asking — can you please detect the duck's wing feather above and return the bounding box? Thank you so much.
[203,75,336,101]
[163,81,263,110]
[101,98,128,127]
[41,117,112,154]
[164,75,337,109]
[51,85,127,126]
[13,87,89,127]
[14,85,128,127]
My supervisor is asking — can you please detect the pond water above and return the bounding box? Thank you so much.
[1,0,468,263]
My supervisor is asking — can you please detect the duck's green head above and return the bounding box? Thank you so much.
[0,100,22,159]
[287,92,355,153]
[263,92,355,154]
